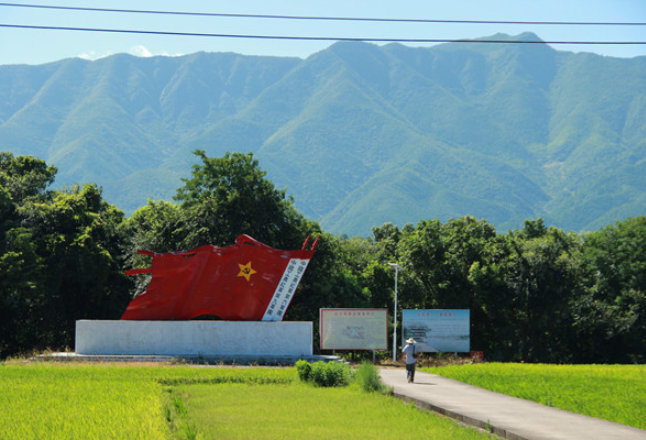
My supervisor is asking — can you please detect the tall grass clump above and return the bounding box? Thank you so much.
[353,361,390,393]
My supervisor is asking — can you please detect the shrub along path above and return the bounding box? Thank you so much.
[378,369,646,440]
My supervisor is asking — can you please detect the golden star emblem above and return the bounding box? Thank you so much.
[237,261,257,282]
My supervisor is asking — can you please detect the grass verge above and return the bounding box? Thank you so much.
[422,363,646,430]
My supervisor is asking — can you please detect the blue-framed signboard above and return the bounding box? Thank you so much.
[402,309,470,352]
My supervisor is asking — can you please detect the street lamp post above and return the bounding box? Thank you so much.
[388,263,403,363]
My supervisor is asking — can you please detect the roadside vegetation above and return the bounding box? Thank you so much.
[0,362,495,440]
[423,363,646,430]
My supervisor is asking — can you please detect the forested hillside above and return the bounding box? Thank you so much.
[1,33,645,235]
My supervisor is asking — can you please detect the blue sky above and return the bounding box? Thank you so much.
[1,0,645,65]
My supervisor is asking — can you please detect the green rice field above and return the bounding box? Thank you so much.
[0,362,494,440]
[169,382,491,440]
[422,363,646,430]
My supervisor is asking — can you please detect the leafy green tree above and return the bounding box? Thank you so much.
[372,222,402,262]
[0,152,56,202]
[1,152,130,357]
[126,200,187,252]
[368,223,406,340]
[501,220,582,362]
[13,184,131,351]
[439,216,498,309]
[1,153,57,356]
[397,216,502,356]
[0,225,42,355]
[125,151,329,330]
[174,150,315,249]
[123,200,188,293]
[575,217,646,362]
[361,261,395,309]
[397,216,582,362]
[467,235,518,360]
[328,233,390,309]
[398,219,443,309]
[399,216,497,309]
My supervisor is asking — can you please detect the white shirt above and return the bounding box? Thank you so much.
[402,343,417,364]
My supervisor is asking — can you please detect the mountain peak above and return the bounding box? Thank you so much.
[479,32,544,43]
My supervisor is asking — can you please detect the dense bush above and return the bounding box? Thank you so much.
[295,359,312,382]
[297,360,389,392]
[297,360,352,387]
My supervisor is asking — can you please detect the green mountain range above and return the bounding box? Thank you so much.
[1,33,645,236]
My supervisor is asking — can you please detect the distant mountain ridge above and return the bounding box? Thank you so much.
[1,33,645,236]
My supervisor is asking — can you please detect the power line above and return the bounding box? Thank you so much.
[2,23,645,45]
[1,2,645,26]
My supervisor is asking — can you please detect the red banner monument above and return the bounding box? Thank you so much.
[121,234,318,321]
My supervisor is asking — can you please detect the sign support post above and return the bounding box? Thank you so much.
[388,263,403,363]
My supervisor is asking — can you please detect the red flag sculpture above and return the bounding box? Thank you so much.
[121,234,318,321]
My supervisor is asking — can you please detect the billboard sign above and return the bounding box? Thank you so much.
[402,309,470,352]
[320,308,388,350]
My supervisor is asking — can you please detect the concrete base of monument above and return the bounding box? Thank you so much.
[37,352,341,365]
[74,320,321,363]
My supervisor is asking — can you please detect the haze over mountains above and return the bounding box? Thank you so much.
[1,33,644,236]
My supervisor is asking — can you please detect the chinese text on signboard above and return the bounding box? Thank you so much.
[402,309,470,352]
[320,308,388,350]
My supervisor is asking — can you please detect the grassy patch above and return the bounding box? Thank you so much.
[172,382,493,440]
[422,363,646,430]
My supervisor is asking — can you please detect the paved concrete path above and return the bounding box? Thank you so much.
[379,368,646,440]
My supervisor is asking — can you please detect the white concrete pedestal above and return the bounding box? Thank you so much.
[75,320,312,357]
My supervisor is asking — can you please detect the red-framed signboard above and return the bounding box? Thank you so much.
[319,308,388,350]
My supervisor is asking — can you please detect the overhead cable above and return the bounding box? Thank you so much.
[1,2,645,26]
[2,23,645,45]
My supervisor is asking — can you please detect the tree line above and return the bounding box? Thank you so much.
[1,151,644,363]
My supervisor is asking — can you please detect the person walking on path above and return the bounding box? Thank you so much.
[402,337,418,383]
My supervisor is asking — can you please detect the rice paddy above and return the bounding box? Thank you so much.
[0,362,494,440]
[422,362,646,430]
